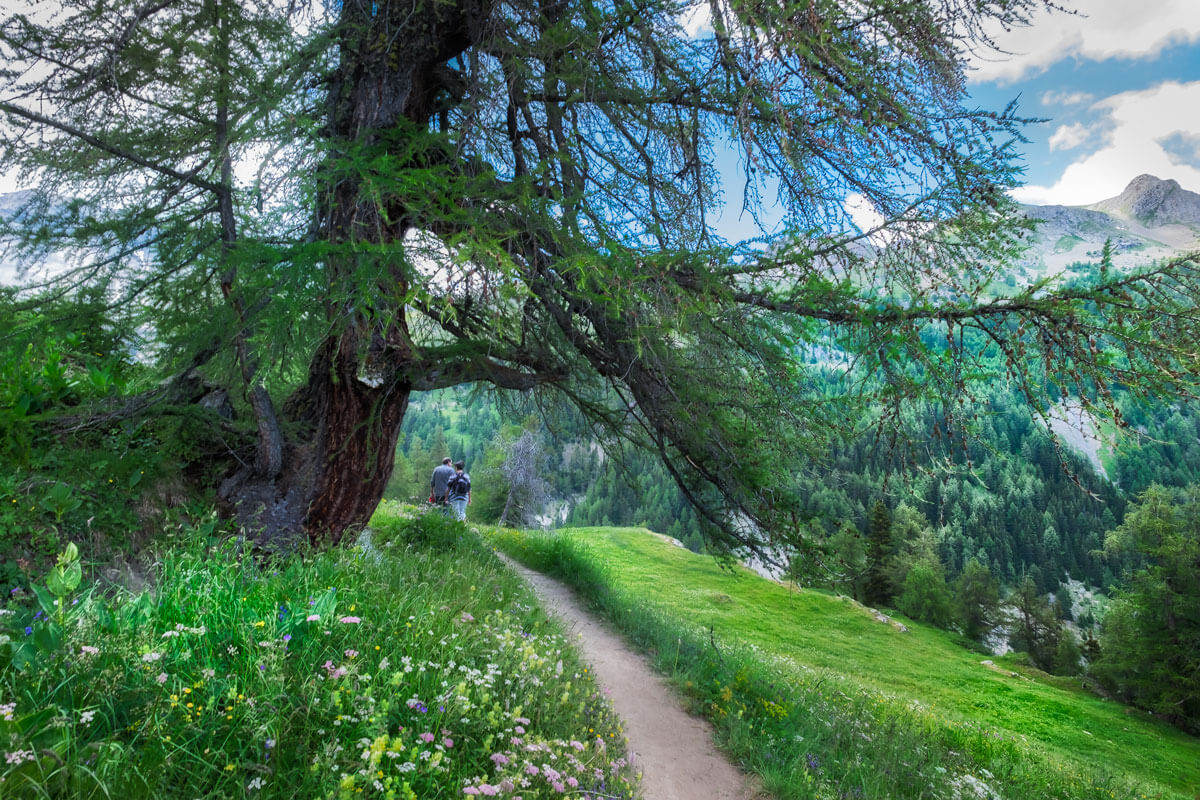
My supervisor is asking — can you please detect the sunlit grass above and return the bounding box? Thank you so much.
[492,525,1200,800]
[0,503,637,799]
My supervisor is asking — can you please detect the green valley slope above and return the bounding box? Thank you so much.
[496,526,1200,799]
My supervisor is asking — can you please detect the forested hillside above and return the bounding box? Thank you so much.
[387,250,1200,616]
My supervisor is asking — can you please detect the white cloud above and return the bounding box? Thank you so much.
[971,0,1200,84]
[1040,90,1094,107]
[1047,122,1092,152]
[679,2,712,37]
[1012,81,1200,206]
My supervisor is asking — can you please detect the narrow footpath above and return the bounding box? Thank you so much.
[502,557,765,800]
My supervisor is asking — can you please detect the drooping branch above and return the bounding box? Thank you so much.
[0,101,224,194]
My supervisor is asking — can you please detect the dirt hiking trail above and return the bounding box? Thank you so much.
[503,557,765,800]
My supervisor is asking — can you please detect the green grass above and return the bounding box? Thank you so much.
[0,504,637,799]
[493,525,1200,800]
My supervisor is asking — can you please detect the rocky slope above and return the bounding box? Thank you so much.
[1017,174,1200,276]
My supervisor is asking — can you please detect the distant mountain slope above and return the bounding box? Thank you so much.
[1017,174,1200,275]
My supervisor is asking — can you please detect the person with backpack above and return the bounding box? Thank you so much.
[447,461,471,521]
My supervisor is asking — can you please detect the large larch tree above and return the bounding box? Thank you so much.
[3,0,1200,552]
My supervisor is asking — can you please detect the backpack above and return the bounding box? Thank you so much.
[448,472,471,497]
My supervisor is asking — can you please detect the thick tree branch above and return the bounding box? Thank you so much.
[0,101,224,194]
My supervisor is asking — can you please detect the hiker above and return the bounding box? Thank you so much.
[448,461,471,521]
[430,457,454,508]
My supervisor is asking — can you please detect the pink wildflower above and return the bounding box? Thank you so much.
[552,782,565,793]
[79,645,99,655]
[338,616,361,624]
[490,753,509,766]
[156,672,168,684]
[344,649,358,658]
[569,740,584,751]
[443,737,454,748]
[479,785,498,797]
[462,788,479,796]
[420,732,435,743]
[567,777,579,788]
[306,614,320,622]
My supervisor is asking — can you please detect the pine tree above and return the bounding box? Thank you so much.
[864,500,894,606]
[1093,485,1200,733]
[955,558,1001,642]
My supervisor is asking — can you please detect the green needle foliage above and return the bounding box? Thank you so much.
[1093,484,1200,733]
[2,0,1200,556]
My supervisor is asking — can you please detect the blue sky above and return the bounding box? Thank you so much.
[966,0,1200,205]
[705,1,1200,240]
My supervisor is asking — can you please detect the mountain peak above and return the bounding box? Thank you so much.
[1090,174,1200,226]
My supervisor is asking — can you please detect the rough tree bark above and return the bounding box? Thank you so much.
[217,0,492,546]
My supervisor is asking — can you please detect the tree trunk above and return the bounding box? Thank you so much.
[217,0,489,547]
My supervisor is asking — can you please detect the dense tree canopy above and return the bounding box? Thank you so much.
[3,0,1200,551]
[1094,484,1200,733]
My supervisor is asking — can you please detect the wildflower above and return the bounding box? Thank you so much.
[248,777,265,790]
[0,703,14,721]
[156,673,168,684]
[480,786,499,797]
[443,737,454,748]
[5,750,35,766]
[161,630,180,638]
[463,789,479,796]
[420,732,435,744]
[345,649,358,658]
[490,753,509,766]
[201,668,215,679]
[79,710,97,725]
[224,763,236,771]
[569,741,584,751]
[80,645,100,655]
[282,634,292,643]
[338,616,361,624]
[23,626,32,636]
[552,782,565,793]
[142,652,162,663]
[307,613,320,621]
[460,612,475,623]
[254,621,265,628]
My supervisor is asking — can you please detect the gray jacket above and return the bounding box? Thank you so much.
[431,463,455,498]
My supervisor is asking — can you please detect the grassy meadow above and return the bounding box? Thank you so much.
[492,525,1200,800]
[0,504,637,799]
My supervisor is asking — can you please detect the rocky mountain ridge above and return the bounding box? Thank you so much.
[1017,174,1200,275]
